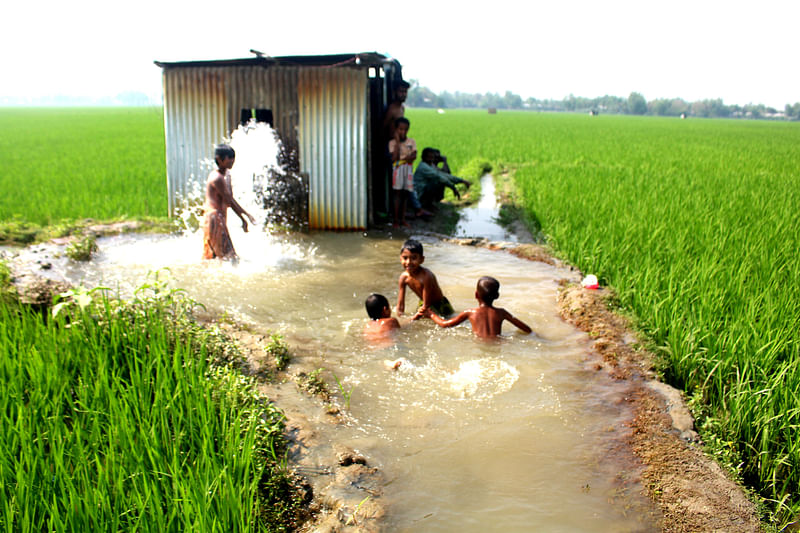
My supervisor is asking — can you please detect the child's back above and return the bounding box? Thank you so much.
[425,276,531,339]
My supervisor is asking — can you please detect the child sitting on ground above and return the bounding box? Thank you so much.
[397,239,454,319]
[424,276,532,339]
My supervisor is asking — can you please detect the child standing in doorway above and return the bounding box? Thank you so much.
[388,117,417,228]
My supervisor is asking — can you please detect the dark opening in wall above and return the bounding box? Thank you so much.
[240,108,274,126]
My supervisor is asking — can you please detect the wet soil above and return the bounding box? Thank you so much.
[5,217,764,532]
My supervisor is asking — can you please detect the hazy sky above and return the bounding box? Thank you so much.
[2,0,797,108]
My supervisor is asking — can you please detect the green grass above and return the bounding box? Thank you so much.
[0,107,167,226]
[409,109,800,524]
[0,279,303,532]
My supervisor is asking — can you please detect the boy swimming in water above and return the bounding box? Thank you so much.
[397,239,454,318]
[424,276,532,339]
[364,293,408,369]
[364,293,401,340]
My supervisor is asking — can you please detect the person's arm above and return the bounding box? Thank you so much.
[229,197,256,231]
[503,309,532,333]
[438,155,451,174]
[389,138,401,163]
[397,275,407,315]
[404,140,417,164]
[214,174,255,231]
[445,181,461,200]
[382,104,400,135]
[427,309,470,328]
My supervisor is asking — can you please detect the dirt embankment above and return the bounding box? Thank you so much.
[512,242,762,533]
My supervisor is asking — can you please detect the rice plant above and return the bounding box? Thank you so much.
[0,279,303,531]
[0,107,167,226]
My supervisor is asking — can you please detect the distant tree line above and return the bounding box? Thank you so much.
[407,81,800,120]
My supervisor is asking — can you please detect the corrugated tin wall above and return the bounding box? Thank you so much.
[162,68,227,213]
[298,68,367,230]
[223,65,300,154]
[162,65,369,229]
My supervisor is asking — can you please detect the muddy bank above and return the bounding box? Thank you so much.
[217,323,388,533]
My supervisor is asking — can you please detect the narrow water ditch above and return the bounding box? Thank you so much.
[6,208,661,531]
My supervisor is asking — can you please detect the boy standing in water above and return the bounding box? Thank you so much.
[397,239,454,318]
[202,144,256,261]
[424,276,532,338]
[388,117,417,228]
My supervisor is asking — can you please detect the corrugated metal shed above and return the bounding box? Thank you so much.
[155,52,402,230]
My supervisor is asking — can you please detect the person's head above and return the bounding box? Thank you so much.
[395,117,410,139]
[365,293,391,320]
[421,147,438,164]
[476,276,500,305]
[400,239,424,273]
[394,80,410,102]
[214,144,236,169]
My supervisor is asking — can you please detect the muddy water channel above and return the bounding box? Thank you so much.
[19,227,658,531]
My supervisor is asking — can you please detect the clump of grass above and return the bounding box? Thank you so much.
[0,217,40,245]
[0,274,307,531]
[297,368,328,397]
[0,259,17,306]
[443,157,492,207]
[64,233,98,261]
[332,373,355,410]
[265,333,291,371]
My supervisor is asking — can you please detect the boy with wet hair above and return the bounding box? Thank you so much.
[397,239,454,318]
[424,276,532,338]
[365,293,401,329]
[202,143,256,261]
[364,293,402,352]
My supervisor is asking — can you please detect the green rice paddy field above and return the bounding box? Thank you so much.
[2,107,800,525]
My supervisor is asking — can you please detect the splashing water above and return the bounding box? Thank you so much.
[174,120,307,235]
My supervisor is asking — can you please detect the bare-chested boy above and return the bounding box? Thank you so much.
[202,144,256,261]
[397,239,454,318]
[424,276,532,339]
[382,80,410,142]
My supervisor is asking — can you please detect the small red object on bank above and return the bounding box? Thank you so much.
[581,274,599,290]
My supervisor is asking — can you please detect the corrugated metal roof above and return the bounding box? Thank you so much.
[155,52,393,70]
